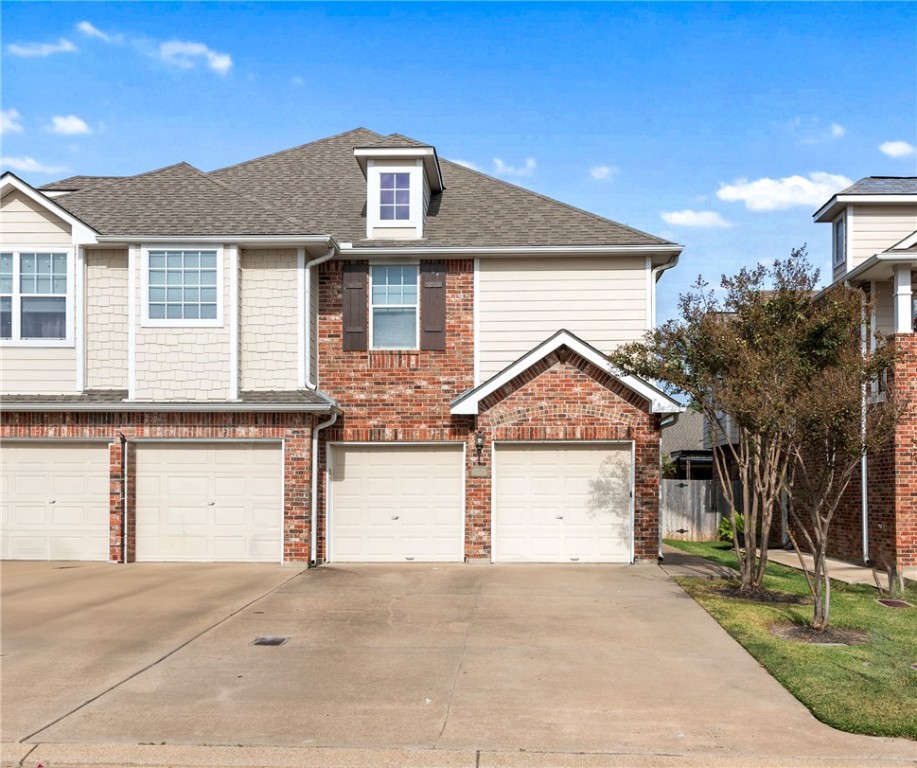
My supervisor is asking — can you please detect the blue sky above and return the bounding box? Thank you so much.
[2,2,915,322]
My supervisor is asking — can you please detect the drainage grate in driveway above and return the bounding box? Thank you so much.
[252,636,288,646]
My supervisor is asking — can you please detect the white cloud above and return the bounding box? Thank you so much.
[7,37,77,57]
[49,115,92,135]
[716,172,852,212]
[830,123,846,138]
[76,21,122,44]
[590,165,619,180]
[1,108,24,135]
[661,210,731,228]
[493,157,536,177]
[452,159,480,171]
[879,140,916,159]
[159,40,232,74]
[1,156,67,175]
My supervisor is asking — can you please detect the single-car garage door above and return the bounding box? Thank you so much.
[330,444,464,562]
[0,442,110,561]
[135,442,282,562]
[494,442,632,563]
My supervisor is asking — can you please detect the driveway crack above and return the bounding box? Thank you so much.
[434,579,483,747]
[19,568,306,743]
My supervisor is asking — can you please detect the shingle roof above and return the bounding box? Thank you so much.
[840,177,917,195]
[365,134,432,149]
[54,162,313,236]
[211,127,672,248]
[39,176,124,192]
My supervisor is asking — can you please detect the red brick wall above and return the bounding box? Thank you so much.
[0,411,314,563]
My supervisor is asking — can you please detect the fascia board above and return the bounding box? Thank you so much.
[451,330,683,415]
[95,234,338,249]
[2,401,340,414]
[353,147,443,192]
[341,244,684,258]
[1,173,99,245]
[814,194,917,222]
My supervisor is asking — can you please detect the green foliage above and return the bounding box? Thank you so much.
[718,512,744,542]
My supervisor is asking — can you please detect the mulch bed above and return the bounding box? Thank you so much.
[717,584,808,604]
[770,624,868,646]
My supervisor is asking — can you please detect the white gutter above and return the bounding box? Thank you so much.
[94,235,339,247]
[340,244,684,258]
[304,246,337,389]
[2,401,336,413]
[650,253,680,329]
[310,412,338,565]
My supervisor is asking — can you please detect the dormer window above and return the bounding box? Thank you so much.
[380,173,411,221]
[833,214,846,267]
[354,139,444,241]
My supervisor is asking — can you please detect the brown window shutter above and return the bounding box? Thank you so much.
[342,262,368,351]
[420,261,446,351]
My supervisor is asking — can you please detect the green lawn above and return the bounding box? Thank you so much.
[665,539,917,739]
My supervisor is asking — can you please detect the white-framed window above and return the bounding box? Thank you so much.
[833,215,846,267]
[0,249,74,346]
[380,172,411,221]
[370,264,419,349]
[141,247,223,327]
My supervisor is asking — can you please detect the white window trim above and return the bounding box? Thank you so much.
[832,213,846,268]
[365,159,424,238]
[140,245,224,328]
[369,264,420,350]
[0,246,75,348]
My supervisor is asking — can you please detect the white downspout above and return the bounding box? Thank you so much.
[860,288,870,564]
[304,246,336,389]
[310,412,337,565]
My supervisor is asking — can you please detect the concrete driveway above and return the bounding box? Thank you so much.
[2,561,915,767]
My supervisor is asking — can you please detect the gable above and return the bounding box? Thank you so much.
[1,189,72,246]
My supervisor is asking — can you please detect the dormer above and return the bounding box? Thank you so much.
[354,135,444,240]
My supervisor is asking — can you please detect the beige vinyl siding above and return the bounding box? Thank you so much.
[1,347,77,394]
[134,248,231,401]
[851,205,917,267]
[371,227,416,240]
[86,248,129,389]
[873,279,895,336]
[478,256,647,379]
[240,248,298,391]
[0,190,71,246]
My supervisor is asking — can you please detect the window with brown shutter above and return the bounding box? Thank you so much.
[420,261,446,351]
[342,262,368,351]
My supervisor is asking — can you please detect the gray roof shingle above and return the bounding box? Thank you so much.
[53,162,313,236]
[211,127,672,248]
[39,176,124,192]
[840,177,917,195]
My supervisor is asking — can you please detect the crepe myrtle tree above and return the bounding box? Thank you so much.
[611,249,846,592]
[784,285,900,630]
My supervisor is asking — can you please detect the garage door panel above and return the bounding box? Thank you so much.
[136,443,282,563]
[331,445,463,562]
[495,443,632,563]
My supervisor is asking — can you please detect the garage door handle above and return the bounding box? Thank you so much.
[48,500,56,504]
[207,502,215,506]
[555,515,564,520]
[391,515,399,520]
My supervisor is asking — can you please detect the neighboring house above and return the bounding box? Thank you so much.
[0,128,683,565]
[661,408,712,480]
[813,177,917,572]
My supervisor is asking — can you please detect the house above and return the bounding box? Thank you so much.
[813,177,917,573]
[661,408,712,480]
[0,128,684,565]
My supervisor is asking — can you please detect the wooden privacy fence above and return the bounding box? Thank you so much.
[662,478,736,541]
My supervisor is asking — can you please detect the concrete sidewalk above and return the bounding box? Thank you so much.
[764,547,916,587]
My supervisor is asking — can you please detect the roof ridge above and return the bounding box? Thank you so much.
[59,162,198,198]
[209,127,383,174]
[182,164,310,231]
[438,157,673,246]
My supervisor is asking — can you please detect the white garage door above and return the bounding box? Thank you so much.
[330,444,464,562]
[0,442,110,561]
[494,442,632,563]
[135,442,282,562]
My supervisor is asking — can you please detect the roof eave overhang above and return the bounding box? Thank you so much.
[340,243,684,260]
[0,400,340,414]
[833,252,917,288]
[1,172,100,245]
[814,194,917,222]
[450,329,684,416]
[353,146,444,192]
[93,234,339,251]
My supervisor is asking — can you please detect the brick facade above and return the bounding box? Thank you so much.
[0,411,315,562]
[316,259,662,562]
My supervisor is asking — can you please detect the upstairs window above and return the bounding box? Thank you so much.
[0,250,71,344]
[370,265,418,348]
[833,215,846,267]
[143,248,222,326]
[380,173,410,221]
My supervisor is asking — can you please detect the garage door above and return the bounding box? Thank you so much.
[330,444,464,562]
[494,442,632,563]
[135,442,282,562]
[0,442,110,561]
